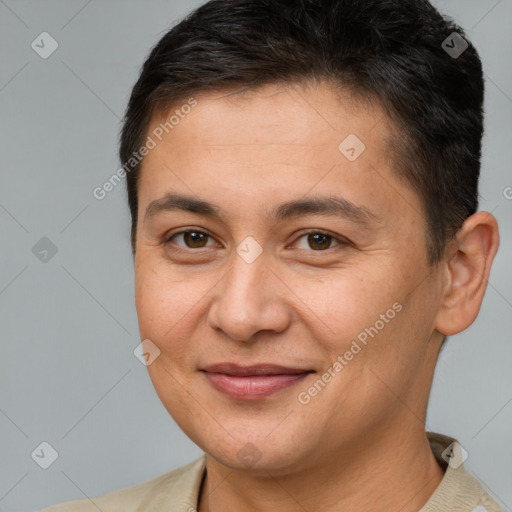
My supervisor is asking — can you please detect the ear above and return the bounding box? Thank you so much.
[434,211,500,336]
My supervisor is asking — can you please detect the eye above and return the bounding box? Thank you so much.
[292,231,346,251]
[165,230,218,249]
[164,229,349,252]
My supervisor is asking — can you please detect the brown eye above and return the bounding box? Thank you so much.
[294,231,344,251]
[307,233,332,250]
[167,230,215,249]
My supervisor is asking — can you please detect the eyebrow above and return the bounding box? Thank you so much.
[144,192,380,226]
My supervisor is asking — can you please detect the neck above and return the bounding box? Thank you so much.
[198,426,444,512]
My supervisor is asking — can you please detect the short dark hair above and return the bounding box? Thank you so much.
[119,0,484,264]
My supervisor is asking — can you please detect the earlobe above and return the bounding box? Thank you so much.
[434,211,500,336]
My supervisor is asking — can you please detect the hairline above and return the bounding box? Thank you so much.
[130,78,444,265]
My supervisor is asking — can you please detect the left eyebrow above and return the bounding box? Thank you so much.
[269,195,381,226]
[144,192,380,227]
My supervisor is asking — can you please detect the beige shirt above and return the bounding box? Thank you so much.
[41,432,502,511]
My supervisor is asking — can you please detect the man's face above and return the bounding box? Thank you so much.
[134,82,445,473]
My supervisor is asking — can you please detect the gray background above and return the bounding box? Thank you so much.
[0,1,510,510]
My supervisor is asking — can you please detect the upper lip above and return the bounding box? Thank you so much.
[202,363,313,376]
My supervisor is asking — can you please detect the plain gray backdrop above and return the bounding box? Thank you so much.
[1,1,511,511]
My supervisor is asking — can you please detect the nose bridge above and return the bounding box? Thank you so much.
[209,245,288,342]
[230,252,266,300]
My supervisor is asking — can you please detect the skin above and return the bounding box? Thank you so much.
[134,81,499,512]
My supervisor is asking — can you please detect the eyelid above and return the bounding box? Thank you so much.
[289,229,351,250]
[164,228,351,252]
[164,228,219,249]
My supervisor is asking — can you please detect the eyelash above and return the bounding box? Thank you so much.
[163,229,349,253]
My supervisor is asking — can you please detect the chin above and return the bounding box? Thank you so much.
[207,443,304,474]
[186,420,317,475]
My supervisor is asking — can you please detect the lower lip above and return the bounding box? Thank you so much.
[203,372,311,400]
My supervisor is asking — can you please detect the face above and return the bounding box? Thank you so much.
[134,82,446,475]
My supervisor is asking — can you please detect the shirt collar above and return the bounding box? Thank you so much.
[153,432,498,511]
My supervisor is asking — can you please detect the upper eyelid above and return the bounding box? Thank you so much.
[165,229,348,249]
[165,229,219,247]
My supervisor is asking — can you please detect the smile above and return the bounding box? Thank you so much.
[201,364,314,400]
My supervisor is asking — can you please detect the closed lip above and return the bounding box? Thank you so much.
[201,363,314,376]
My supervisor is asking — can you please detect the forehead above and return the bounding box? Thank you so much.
[138,82,422,228]
[149,82,392,156]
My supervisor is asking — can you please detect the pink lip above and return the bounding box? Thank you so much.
[201,363,313,400]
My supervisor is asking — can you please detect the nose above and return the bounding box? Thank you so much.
[207,249,292,343]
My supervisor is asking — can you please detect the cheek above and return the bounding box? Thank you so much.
[306,262,433,392]
[134,262,205,414]
[134,256,214,362]
[136,255,188,329]
[302,268,402,348]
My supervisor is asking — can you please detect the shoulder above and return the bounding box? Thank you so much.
[40,455,206,512]
[424,432,503,512]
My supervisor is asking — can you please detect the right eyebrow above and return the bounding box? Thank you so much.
[145,193,224,222]
[144,192,381,228]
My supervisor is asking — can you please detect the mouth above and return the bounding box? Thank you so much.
[201,363,315,400]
